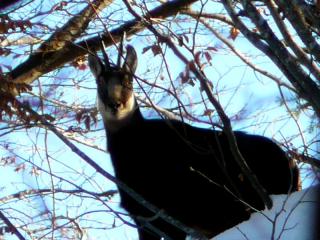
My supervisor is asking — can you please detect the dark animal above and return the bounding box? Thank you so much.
[88,44,300,240]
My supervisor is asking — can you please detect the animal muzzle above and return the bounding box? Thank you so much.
[108,102,121,114]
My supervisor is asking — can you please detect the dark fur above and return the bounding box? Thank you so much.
[89,46,300,239]
[108,109,300,239]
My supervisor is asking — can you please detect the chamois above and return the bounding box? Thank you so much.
[88,44,300,240]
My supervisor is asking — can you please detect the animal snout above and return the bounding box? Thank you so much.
[108,102,121,113]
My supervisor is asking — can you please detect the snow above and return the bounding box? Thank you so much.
[187,185,319,240]
[212,186,319,240]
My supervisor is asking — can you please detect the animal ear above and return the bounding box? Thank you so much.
[122,45,138,74]
[88,54,104,78]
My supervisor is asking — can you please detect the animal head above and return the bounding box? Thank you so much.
[89,45,138,131]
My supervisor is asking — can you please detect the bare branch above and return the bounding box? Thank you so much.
[275,0,320,62]
[222,0,320,118]
[9,0,197,87]
[0,211,26,240]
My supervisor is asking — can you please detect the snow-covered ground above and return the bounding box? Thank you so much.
[212,186,319,240]
[187,185,319,240]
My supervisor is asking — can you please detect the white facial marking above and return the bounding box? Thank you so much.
[98,92,136,133]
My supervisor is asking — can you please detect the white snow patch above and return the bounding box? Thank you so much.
[188,186,319,240]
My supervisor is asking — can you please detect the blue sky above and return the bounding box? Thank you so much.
[0,0,318,239]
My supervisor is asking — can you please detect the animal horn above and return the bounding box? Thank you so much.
[99,35,110,68]
[117,32,126,67]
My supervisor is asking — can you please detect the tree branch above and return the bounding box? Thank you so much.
[265,1,320,78]
[222,0,320,118]
[8,0,111,86]
[0,211,26,240]
[0,188,117,204]
[9,0,196,86]
[275,0,320,62]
